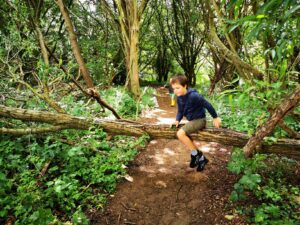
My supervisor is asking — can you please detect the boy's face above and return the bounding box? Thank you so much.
[171,83,187,96]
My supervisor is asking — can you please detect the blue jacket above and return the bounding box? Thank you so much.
[176,88,218,122]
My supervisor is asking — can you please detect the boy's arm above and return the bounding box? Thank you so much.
[201,97,222,128]
[193,93,218,118]
[202,99,218,118]
[192,93,221,128]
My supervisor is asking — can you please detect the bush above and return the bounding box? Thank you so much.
[0,130,149,224]
[228,148,300,224]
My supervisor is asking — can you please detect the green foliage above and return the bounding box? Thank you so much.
[0,129,148,223]
[228,148,300,224]
[226,0,300,81]
[214,79,299,138]
[56,86,155,119]
[98,87,155,118]
[0,84,154,223]
[72,209,89,225]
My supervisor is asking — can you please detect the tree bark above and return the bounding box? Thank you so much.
[1,105,300,158]
[23,1,66,113]
[56,0,94,88]
[243,85,300,157]
[114,0,142,98]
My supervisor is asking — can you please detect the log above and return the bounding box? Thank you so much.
[1,104,300,157]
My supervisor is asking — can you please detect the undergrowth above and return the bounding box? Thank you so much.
[0,130,149,224]
[228,148,300,224]
[0,87,154,224]
[210,80,299,139]
[207,80,300,224]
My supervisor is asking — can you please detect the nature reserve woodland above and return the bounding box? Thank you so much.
[0,0,299,224]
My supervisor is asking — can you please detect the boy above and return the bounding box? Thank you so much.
[170,75,221,172]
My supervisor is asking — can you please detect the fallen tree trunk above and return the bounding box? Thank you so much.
[1,105,300,158]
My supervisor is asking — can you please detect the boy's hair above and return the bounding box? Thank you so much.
[170,75,188,87]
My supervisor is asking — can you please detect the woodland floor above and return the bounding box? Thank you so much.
[89,87,246,225]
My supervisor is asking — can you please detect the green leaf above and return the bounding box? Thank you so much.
[72,209,89,225]
[68,147,84,157]
[256,14,267,19]
[230,190,239,202]
[228,23,240,33]
[255,209,267,223]
[283,5,300,20]
[239,173,261,190]
[279,59,288,78]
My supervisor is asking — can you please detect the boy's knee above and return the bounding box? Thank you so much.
[177,129,186,139]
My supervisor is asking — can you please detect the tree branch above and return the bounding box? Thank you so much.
[1,125,78,135]
[244,85,300,157]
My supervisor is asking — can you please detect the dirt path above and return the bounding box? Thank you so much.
[90,88,245,225]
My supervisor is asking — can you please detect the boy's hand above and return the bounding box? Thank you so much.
[213,117,221,128]
[170,121,180,128]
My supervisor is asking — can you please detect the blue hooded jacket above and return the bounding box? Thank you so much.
[176,88,218,122]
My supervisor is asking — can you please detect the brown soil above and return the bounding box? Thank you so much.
[89,87,246,225]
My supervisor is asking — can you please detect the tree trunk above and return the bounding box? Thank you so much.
[1,105,300,158]
[128,5,141,97]
[155,44,170,83]
[114,0,141,98]
[56,0,94,88]
[243,85,300,157]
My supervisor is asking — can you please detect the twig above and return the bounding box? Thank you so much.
[120,202,137,211]
[176,184,183,202]
[37,159,52,179]
[279,120,300,139]
[117,213,121,225]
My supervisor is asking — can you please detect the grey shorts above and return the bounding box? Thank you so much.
[181,118,206,135]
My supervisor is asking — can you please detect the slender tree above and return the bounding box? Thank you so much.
[156,0,205,86]
[56,0,94,88]
[100,0,149,98]
[155,42,171,82]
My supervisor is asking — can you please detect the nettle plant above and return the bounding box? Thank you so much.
[228,148,300,224]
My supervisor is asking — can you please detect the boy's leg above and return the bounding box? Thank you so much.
[176,118,206,150]
[177,129,197,150]
[176,119,208,171]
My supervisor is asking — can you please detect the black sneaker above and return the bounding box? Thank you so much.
[190,150,202,168]
[196,156,209,172]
